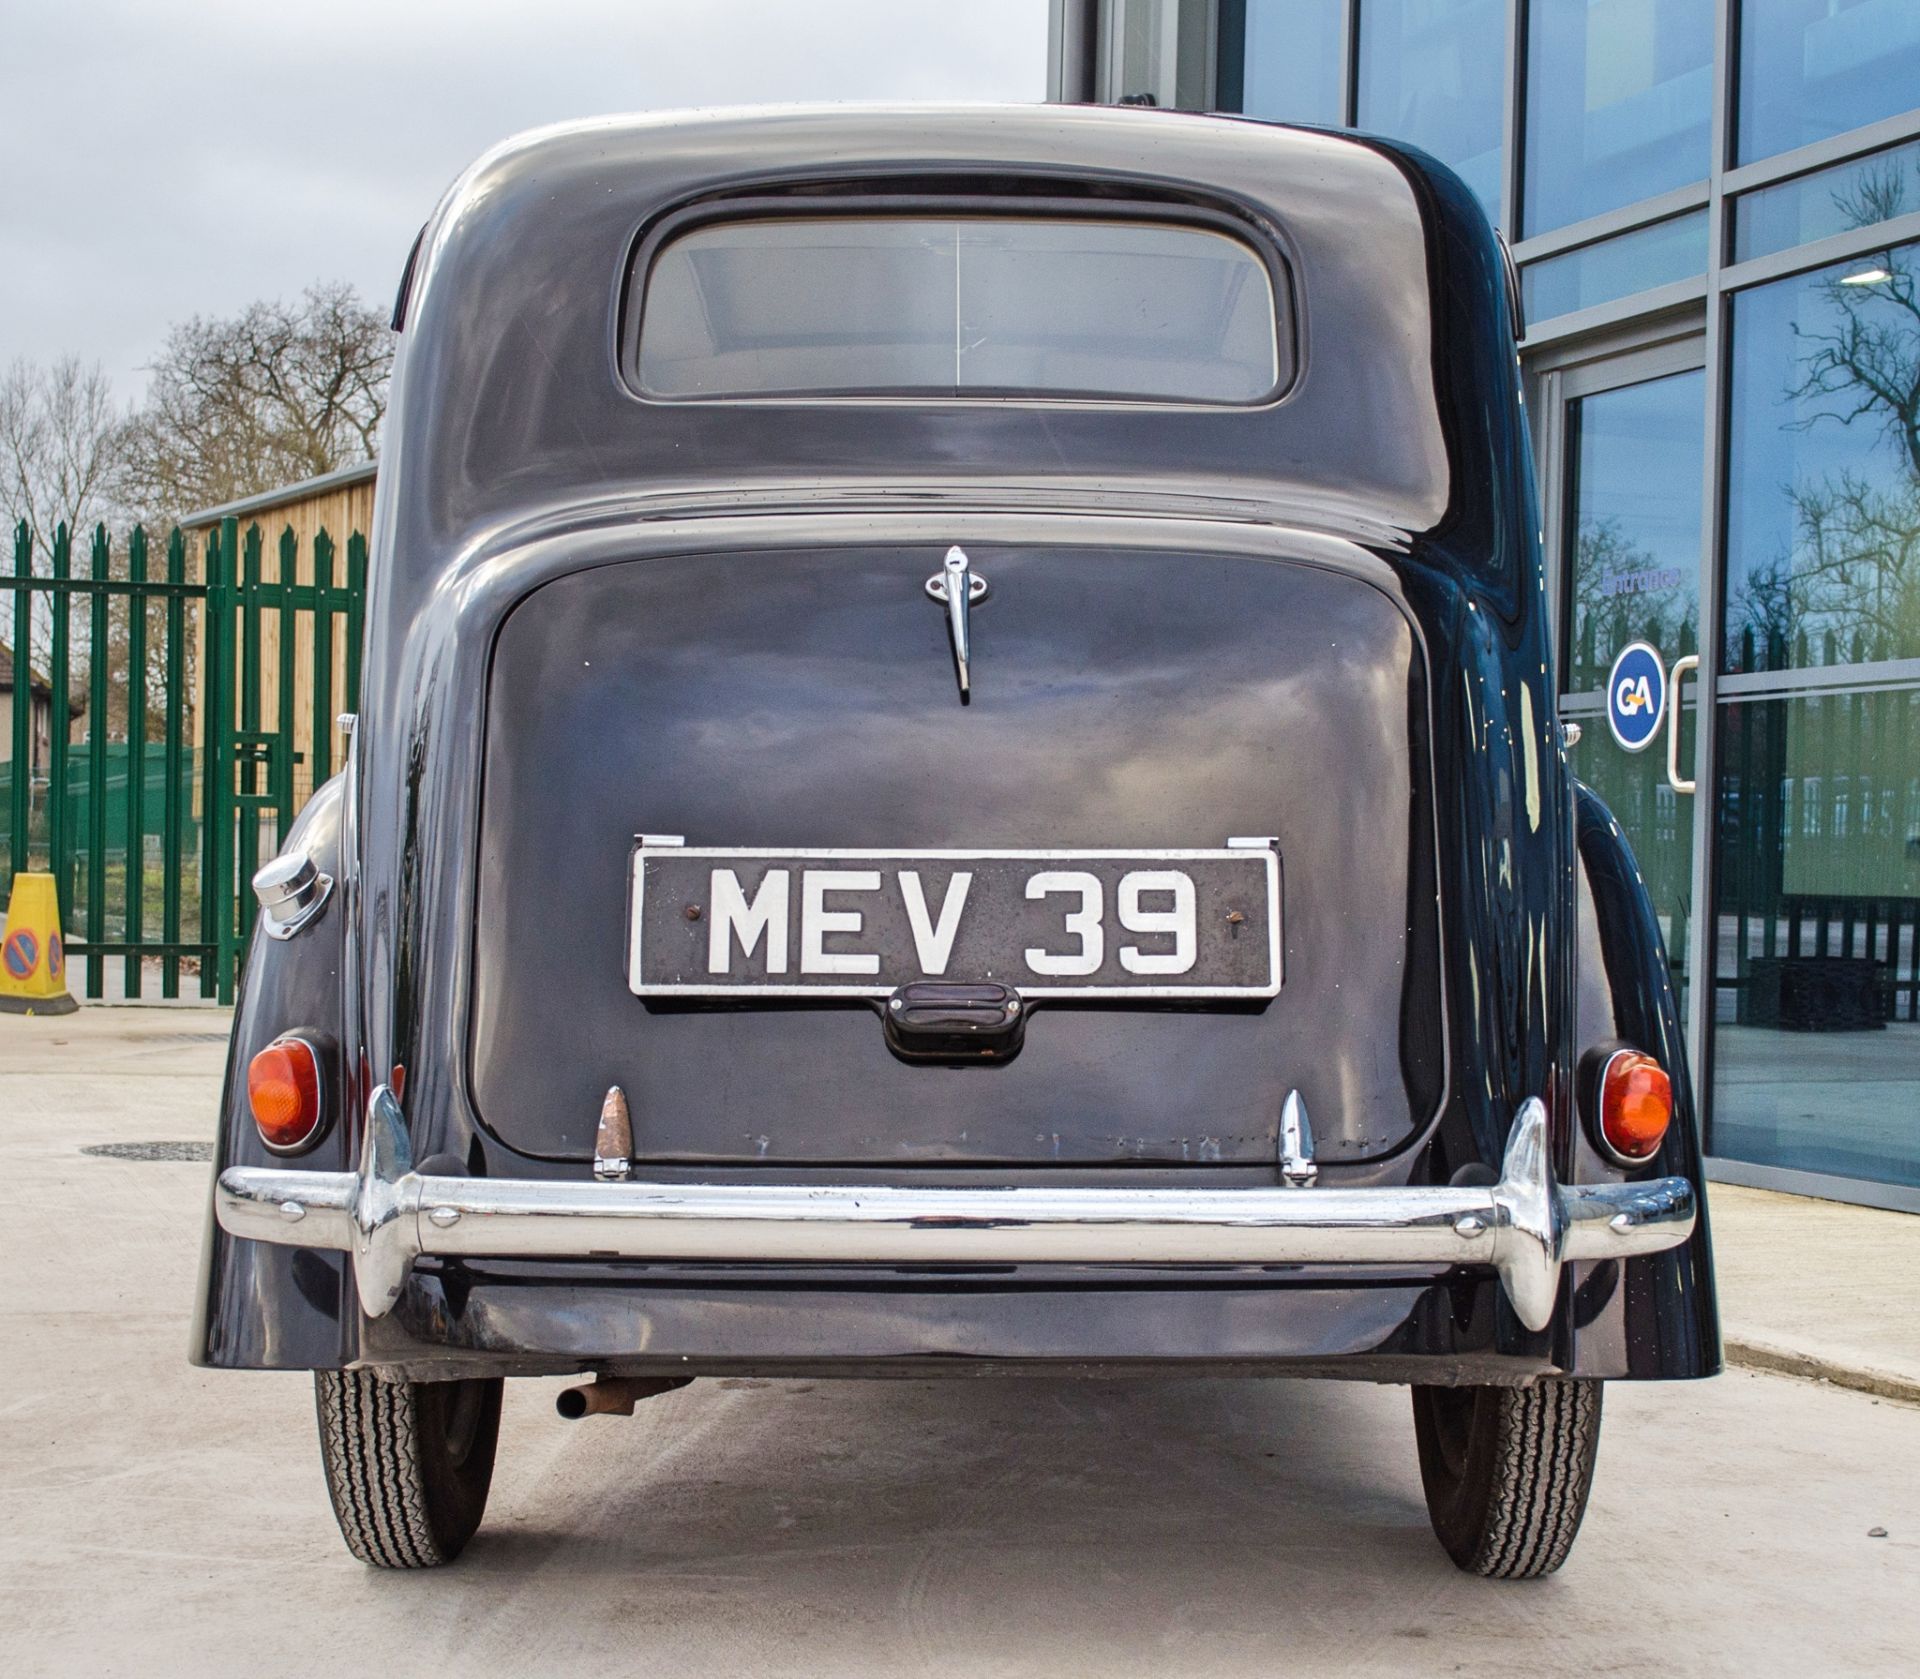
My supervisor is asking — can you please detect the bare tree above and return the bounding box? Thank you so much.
[0,356,128,561]
[0,356,129,668]
[1739,231,1920,669]
[119,281,391,522]
[1787,248,1920,480]
[1829,157,1914,243]
[1730,472,1920,668]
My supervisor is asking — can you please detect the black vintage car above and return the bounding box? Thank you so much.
[194,106,1717,1577]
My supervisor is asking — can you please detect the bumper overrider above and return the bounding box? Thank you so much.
[216,1088,1695,1333]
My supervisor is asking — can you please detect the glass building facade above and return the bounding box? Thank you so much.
[1052,0,1920,1210]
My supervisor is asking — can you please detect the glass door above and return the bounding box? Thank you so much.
[1537,342,1710,1031]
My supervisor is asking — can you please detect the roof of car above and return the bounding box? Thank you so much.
[449,101,1405,192]
[371,104,1515,602]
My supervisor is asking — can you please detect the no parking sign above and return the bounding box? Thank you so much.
[1606,641,1666,752]
[0,870,77,1013]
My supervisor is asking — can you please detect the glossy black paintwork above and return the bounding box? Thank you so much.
[192,106,1717,1380]
[472,544,1440,1164]
[1567,785,1721,1378]
[191,776,353,1370]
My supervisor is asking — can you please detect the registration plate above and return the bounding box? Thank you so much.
[627,844,1280,1000]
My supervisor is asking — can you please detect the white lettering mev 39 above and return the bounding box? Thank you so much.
[630,844,1280,1001]
[708,866,1195,980]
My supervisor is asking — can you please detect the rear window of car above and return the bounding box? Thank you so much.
[633,213,1286,403]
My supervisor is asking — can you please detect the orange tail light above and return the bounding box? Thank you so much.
[248,1037,324,1153]
[1598,1050,1671,1164]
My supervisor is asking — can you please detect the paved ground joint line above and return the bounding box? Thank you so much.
[1724,1338,1920,1409]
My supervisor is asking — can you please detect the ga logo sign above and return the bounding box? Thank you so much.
[1606,641,1666,751]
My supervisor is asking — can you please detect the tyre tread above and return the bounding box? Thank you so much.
[1473,1378,1599,1579]
[314,1370,448,1568]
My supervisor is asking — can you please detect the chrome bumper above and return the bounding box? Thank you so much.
[215,1089,1696,1332]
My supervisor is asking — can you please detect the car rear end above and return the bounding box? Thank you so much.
[195,107,1715,1574]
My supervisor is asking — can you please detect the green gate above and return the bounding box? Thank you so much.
[3,515,366,1003]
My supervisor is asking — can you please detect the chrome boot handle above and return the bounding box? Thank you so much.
[926,545,988,703]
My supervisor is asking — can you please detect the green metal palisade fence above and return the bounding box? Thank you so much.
[2,516,365,1002]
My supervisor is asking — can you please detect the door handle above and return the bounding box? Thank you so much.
[1666,655,1699,794]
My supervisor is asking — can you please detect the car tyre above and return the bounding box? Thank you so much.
[314,1369,503,1567]
[1411,1376,1601,1578]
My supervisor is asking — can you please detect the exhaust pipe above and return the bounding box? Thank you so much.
[556,1375,691,1419]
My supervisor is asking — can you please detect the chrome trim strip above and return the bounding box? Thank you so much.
[1277,1089,1317,1187]
[216,1092,1695,1331]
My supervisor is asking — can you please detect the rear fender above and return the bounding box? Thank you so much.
[1567,782,1720,1378]
[189,772,356,1369]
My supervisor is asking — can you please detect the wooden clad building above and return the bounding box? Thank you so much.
[182,462,377,812]
[183,461,376,559]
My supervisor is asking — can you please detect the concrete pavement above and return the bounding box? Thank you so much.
[4,1007,1917,1677]
[1712,1182,1920,1403]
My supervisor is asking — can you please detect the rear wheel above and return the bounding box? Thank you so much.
[314,1370,503,1567]
[1411,1377,1601,1578]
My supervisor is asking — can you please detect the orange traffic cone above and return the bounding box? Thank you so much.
[1,871,79,1014]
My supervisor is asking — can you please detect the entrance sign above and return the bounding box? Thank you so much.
[1605,641,1667,752]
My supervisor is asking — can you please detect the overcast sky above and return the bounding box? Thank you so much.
[1,1,1049,400]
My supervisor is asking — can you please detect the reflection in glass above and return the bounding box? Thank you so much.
[1562,370,1706,694]
[1521,211,1708,324]
[1569,710,1697,1019]
[1711,687,1920,1189]
[1738,0,1920,166]
[1357,0,1504,226]
[1113,0,1216,108]
[1724,243,1920,673]
[1522,0,1712,236]
[1733,139,1920,264]
[1218,0,1345,126]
